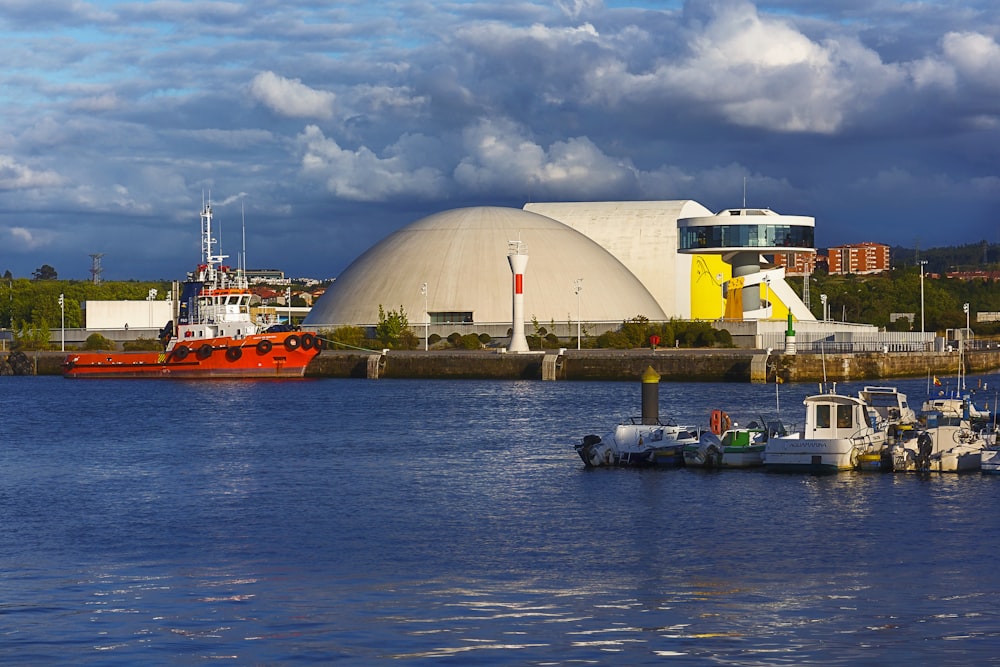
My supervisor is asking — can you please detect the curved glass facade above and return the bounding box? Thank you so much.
[679,223,814,251]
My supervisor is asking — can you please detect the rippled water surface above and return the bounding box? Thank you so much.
[2,374,999,665]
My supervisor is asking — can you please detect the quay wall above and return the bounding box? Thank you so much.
[7,348,1000,382]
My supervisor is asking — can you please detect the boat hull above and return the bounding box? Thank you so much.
[62,332,319,379]
[982,448,1000,474]
[763,437,856,473]
[575,423,698,468]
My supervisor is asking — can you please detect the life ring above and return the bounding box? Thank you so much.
[256,339,273,355]
[226,347,242,362]
[710,410,732,435]
[284,334,301,351]
[172,345,190,361]
[301,333,315,350]
[197,343,213,360]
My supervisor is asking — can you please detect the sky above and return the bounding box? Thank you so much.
[1,0,999,281]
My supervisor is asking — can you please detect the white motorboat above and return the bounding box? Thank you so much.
[575,366,700,468]
[921,394,991,427]
[765,392,888,473]
[855,385,919,471]
[577,418,702,467]
[891,411,988,473]
[981,430,1000,474]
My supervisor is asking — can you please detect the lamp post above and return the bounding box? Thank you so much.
[147,288,157,328]
[964,302,970,344]
[716,273,724,319]
[763,276,771,319]
[421,282,428,351]
[574,278,583,350]
[919,260,927,335]
[820,293,828,322]
[58,293,64,351]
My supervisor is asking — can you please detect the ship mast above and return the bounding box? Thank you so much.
[200,194,229,286]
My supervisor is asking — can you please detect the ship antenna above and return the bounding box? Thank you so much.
[241,199,248,278]
[743,176,747,208]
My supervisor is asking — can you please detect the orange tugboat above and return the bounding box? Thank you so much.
[63,200,322,379]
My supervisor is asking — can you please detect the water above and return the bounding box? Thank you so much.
[2,374,999,665]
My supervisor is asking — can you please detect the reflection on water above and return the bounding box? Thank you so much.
[0,374,998,665]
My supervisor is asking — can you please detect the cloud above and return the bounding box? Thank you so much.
[296,125,448,201]
[248,71,336,119]
[7,226,55,250]
[0,155,63,190]
[454,117,638,198]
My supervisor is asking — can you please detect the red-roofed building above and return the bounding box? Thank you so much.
[827,242,889,275]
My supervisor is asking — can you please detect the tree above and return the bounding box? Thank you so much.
[375,304,416,349]
[32,264,58,280]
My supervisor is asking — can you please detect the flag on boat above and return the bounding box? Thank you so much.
[933,376,942,386]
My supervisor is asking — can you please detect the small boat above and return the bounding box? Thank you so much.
[63,199,322,379]
[575,366,700,468]
[577,418,701,468]
[891,410,988,473]
[765,390,890,473]
[982,431,1000,474]
[683,410,792,469]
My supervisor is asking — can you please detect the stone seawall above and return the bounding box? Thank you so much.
[8,348,1000,382]
[307,348,1000,382]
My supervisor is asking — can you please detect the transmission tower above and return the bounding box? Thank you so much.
[89,253,105,285]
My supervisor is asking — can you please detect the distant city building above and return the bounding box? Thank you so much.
[827,242,890,275]
[945,270,1000,282]
[773,251,819,276]
[245,268,288,284]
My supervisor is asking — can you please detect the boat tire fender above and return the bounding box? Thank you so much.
[226,347,242,362]
[314,336,326,351]
[173,345,190,361]
[256,339,273,355]
[284,335,301,351]
[301,333,314,350]
[197,344,213,360]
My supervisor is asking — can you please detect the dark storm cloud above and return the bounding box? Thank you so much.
[0,0,998,280]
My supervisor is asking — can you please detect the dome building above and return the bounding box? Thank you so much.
[304,206,667,330]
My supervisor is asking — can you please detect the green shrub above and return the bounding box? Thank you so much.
[447,332,462,345]
[428,333,442,346]
[324,326,370,350]
[123,336,163,351]
[459,333,481,349]
[84,332,115,350]
[478,333,491,345]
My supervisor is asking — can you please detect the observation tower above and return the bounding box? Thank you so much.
[678,208,815,320]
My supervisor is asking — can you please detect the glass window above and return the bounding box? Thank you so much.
[816,404,831,428]
[837,405,853,428]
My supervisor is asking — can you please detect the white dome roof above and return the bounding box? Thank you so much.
[305,206,666,326]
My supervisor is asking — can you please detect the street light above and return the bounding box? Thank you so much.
[716,273,724,319]
[58,293,64,352]
[421,282,428,351]
[919,260,927,335]
[763,276,771,319]
[820,293,828,322]
[147,288,157,328]
[574,278,583,350]
[964,302,970,343]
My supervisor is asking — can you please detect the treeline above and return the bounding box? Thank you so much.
[796,265,1000,333]
[0,279,171,330]
[890,241,1000,273]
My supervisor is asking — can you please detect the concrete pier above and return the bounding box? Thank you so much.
[9,348,1000,382]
